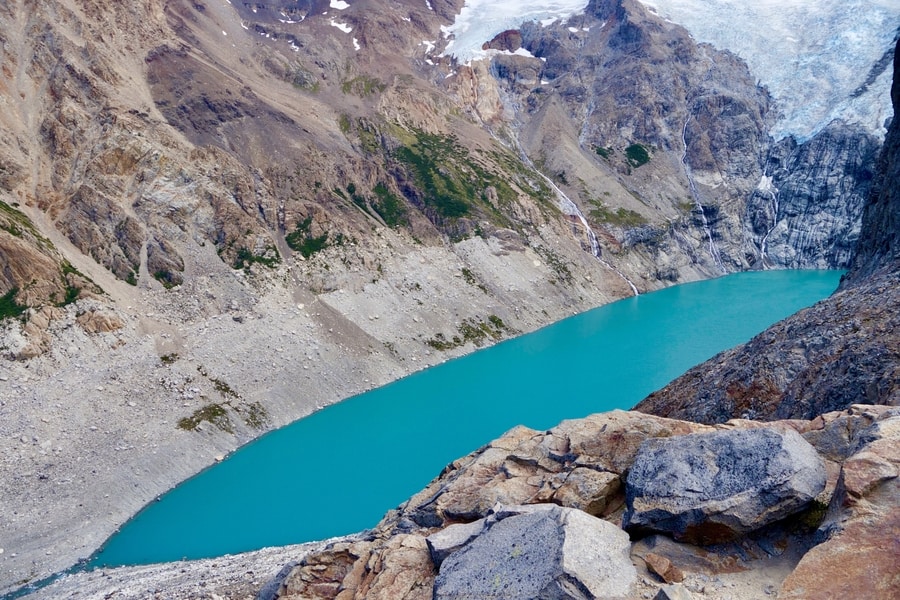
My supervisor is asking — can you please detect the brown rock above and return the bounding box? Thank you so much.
[779,500,900,600]
[76,310,125,334]
[277,536,433,600]
[551,467,620,516]
[482,29,523,52]
[780,415,900,599]
[644,552,684,583]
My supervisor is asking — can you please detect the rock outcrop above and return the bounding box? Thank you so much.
[623,429,825,543]
[486,0,883,277]
[256,406,899,600]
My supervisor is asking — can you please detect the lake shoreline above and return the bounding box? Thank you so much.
[2,271,841,597]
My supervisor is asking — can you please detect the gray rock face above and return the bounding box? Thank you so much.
[746,121,880,269]
[623,429,825,544]
[433,504,635,600]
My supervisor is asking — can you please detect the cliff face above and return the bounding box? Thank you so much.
[845,40,900,283]
[634,40,900,424]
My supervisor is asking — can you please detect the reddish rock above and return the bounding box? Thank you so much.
[644,552,685,583]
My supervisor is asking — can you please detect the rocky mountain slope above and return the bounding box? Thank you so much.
[0,0,896,595]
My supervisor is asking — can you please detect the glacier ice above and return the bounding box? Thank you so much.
[440,0,897,141]
[636,0,898,140]
[440,0,589,63]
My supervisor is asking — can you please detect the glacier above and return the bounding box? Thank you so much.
[440,0,898,141]
[638,0,898,140]
[440,0,589,62]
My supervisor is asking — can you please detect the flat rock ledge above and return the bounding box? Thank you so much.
[623,428,826,544]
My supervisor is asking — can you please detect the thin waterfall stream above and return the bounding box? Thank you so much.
[682,117,727,274]
[502,132,640,296]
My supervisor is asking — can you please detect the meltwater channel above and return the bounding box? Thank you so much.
[90,270,843,566]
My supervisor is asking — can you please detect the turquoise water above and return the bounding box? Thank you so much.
[90,270,842,567]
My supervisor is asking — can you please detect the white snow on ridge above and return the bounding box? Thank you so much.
[637,0,898,140]
[330,0,350,10]
[440,0,589,63]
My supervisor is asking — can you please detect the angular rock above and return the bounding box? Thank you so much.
[655,583,694,600]
[426,519,486,567]
[276,535,434,600]
[644,552,684,584]
[398,412,708,529]
[780,415,900,599]
[623,428,825,544]
[76,310,125,334]
[433,504,635,600]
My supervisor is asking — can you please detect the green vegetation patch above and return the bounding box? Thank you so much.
[393,131,530,227]
[0,200,54,251]
[242,401,269,429]
[338,113,352,134]
[153,270,180,289]
[0,287,26,320]
[177,403,233,434]
[594,146,613,159]
[625,144,651,168]
[233,246,281,270]
[425,315,510,350]
[394,132,473,219]
[589,204,648,228]
[341,75,386,97]
[286,216,344,258]
[461,267,488,293]
[372,182,408,228]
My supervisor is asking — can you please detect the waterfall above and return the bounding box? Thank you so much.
[757,172,780,267]
[514,142,640,296]
[681,116,727,274]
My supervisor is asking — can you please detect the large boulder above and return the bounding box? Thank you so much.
[432,504,635,600]
[623,428,825,544]
[780,414,900,600]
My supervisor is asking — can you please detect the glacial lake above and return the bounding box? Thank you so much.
[90,270,842,566]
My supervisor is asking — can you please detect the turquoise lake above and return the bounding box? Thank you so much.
[90,270,842,567]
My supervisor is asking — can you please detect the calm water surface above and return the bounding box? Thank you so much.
[91,270,842,566]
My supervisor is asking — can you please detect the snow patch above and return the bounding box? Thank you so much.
[330,19,353,33]
[756,175,775,194]
[353,37,361,51]
[440,0,589,63]
[636,0,897,140]
[330,0,350,10]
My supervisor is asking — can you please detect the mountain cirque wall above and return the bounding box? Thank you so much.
[490,0,882,275]
[634,39,900,424]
